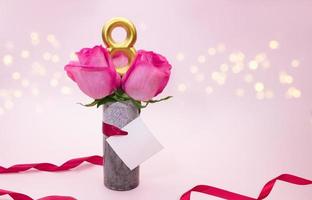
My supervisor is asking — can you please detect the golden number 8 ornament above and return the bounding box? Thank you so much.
[102,17,137,76]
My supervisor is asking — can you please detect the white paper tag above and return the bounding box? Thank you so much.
[106,117,163,170]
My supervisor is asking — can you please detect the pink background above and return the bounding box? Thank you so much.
[0,0,312,199]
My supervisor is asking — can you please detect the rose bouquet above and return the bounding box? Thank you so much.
[65,46,171,109]
[64,17,171,191]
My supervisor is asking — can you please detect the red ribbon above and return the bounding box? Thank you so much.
[180,174,312,200]
[0,123,311,200]
[0,189,76,200]
[0,123,122,174]
[0,156,102,174]
[102,122,128,137]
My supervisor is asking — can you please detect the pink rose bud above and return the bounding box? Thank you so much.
[64,46,120,99]
[122,50,171,101]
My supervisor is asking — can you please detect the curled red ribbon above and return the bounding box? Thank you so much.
[0,189,76,200]
[102,122,128,137]
[0,123,121,174]
[0,156,103,174]
[0,123,311,200]
[180,174,312,200]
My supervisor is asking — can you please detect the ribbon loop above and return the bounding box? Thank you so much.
[102,122,128,137]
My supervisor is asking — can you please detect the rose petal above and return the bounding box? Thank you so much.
[112,52,129,69]
[65,64,120,99]
[122,50,171,101]
[76,45,111,67]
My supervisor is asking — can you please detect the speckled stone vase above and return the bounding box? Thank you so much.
[102,101,140,191]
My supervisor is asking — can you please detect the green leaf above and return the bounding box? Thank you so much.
[144,96,173,104]
[78,99,99,107]
[96,95,117,108]
[134,96,173,109]
[78,91,173,109]
[114,89,131,101]
[130,98,143,109]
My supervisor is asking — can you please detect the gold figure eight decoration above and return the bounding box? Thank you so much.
[102,17,137,75]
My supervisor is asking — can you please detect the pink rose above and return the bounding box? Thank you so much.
[65,47,171,102]
[122,50,171,101]
[64,46,120,99]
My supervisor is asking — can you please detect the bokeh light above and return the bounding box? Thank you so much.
[269,40,279,49]
[2,54,13,65]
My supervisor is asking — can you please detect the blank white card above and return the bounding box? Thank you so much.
[106,117,163,170]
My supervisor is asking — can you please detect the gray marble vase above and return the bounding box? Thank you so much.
[102,101,140,191]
